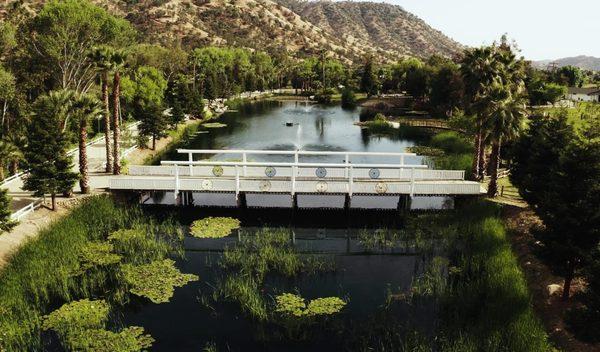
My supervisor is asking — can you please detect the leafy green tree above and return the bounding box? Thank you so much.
[24,91,78,210]
[0,66,16,134]
[540,83,568,105]
[511,114,600,300]
[123,66,168,150]
[360,55,379,97]
[72,93,102,194]
[341,87,357,109]
[555,65,584,87]
[429,61,464,117]
[0,188,16,232]
[22,0,134,93]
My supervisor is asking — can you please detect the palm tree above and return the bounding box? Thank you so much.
[88,46,114,173]
[461,46,502,181]
[481,80,527,197]
[109,49,127,175]
[73,94,102,194]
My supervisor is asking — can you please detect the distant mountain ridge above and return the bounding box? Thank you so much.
[534,55,600,71]
[0,0,464,63]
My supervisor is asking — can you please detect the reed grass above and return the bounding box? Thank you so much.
[0,195,184,351]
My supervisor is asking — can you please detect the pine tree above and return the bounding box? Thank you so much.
[0,188,16,232]
[138,102,168,150]
[23,91,78,210]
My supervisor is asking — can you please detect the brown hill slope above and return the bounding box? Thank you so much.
[1,0,463,62]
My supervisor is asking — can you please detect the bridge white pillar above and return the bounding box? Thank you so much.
[410,167,415,196]
[174,164,180,199]
[348,165,353,196]
[291,165,296,195]
[242,152,247,176]
[235,165,240,200]
[344,153,350,178]
[188,153,193,176]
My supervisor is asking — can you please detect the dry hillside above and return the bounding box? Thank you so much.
[1,0,463,63]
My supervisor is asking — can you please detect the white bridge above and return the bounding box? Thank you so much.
[109,149,482,209]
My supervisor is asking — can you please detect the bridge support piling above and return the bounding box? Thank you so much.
[237,192,247,210]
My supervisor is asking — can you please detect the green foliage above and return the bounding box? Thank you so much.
[23,91,79,202]
[360,55,379,97]
[405,146,445,157]
[189,217,240,238]
[0,188,16,232]
[122,259,199,303]
[202,122,228,128]
[22,0,135,92]
[42,299,153,352]
[42,299,109,338]
[511,113,600,301]
[74,242,122,274]
[275,293,346,317]
[0,196,184,351]
[66,326,154,352]
[430,131,473,154]
[216,275,268,321]
[340,87,356,108]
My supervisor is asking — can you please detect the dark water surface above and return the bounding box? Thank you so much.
[117,102,436,351]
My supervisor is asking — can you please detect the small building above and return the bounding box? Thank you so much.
[566,87,600,102]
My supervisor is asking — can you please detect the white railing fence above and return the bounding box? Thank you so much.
[10,198,44,221]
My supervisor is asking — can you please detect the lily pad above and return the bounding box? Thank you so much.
[42,299,109,337]
[66,326,154,352]
[75,242,122,274]
[275,293,346,317]
[122,259,199,303]
[190,217,241,238]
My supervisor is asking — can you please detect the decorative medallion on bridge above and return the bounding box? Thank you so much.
[259,180,271,192]
[265,166,277,178]
[201,179,213,190]
[375,182,388,194]
[315,167,327,178]
[316,181,328,193]
[212,166,224,177]
[369,168,381,179]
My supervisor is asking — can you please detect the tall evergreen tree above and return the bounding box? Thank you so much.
[23,91,78,210]
[0,188,16,232]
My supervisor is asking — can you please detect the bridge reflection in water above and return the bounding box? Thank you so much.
[109,149,482,210]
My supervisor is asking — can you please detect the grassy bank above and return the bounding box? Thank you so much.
[0,196,187,351]
[365,201,552,351]
[142,121,203,165]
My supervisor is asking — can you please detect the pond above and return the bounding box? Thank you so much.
[163,100,426,165]
[104,101,441,351]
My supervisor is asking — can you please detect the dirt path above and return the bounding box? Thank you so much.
[0,120,200,270]
[504,206,600,352]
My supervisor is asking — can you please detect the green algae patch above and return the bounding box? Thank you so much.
[275,293,346,317]
[190,217,241,238]
[75,242,122,274]
[202,122,227,128]
[275,293,306,317]
[122,259,199,303]
[305,297,346,316]
[42,299,109,337]
[67,326,154,352]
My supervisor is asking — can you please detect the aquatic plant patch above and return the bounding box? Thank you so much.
[190,217,241,238]
[66,326,154,352]
[74,242,122,274]
[42,299,110,338]
[406,146,445,157]
[122,259,199,303]
[275,293,346,318]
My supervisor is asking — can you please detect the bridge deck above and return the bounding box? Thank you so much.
[109,149,482,197]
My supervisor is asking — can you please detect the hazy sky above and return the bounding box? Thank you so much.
[387,0,599,60]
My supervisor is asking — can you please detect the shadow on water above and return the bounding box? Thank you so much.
[109,206,439,352]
